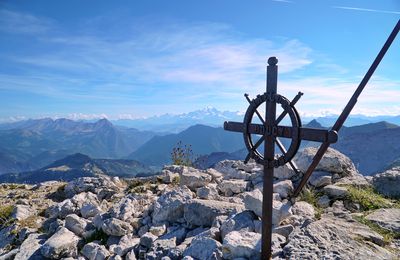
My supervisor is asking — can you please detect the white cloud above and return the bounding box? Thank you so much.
[333,6,400,15]
[0,9,54,34]
[1,10,399,118]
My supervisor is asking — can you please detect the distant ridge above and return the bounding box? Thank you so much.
[129,124,245,166]
[0,153,155,184]
[0,118,156,174]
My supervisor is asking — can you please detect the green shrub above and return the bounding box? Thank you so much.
[171,175,180,185]
[345,186,393,211]
[171,141,196,167]
[298,188,323,219]
[353,215,400,244]
[0,205,15,228]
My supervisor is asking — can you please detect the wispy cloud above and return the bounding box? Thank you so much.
[3,16,314,103]
[333,6,400,15]
[0,9,54,34]
[1,9,399,118]
[272,0,294,3]
[278,76,400,117]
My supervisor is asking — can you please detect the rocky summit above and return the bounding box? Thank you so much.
[0,148,399,260]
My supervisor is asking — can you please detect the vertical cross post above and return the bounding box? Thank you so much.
[262,57,278,259]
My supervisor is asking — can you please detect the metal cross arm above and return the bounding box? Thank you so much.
[224,121,338,143]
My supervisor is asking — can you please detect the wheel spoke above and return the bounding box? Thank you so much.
[275,138,287,154]
[244,93,266,125]
[275,138,299,173]
[253,136,264,150]
[276,110,288,125]
[276,92,303,125]
[244,136,264,163]
[254,108,265,124]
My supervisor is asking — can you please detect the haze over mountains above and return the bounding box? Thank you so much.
[109,107,400,133]
[0,108,400,181]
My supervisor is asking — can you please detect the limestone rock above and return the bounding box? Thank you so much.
[65,214,88,236]
[0,249,18,260]
[46,199,79,219]
[242,189,263,217]
[372,167,400,198]
[222,231,261,259]
[110,195,140,221]
[71,192,99,209]
[273,180,293,199]
[334,173,370,187]
[183,236,222,259]
[81,203,102,219]
[125,250,137,260]
[41,227,80,259]
[140,232,158,248]
[109,234,139,256]
[273,163,296,180]
[196,184,219,200]
[179,167,212,190]
[213,160,253,180]
[323,185,348,198]
[81,242,110,260]
[64,176,121,200]
[11,205,34,221]
[366,208,400,233]
[184,199,244,227]
[283,215,392,259]
[317,195,331,208]
[291,201,315,220]
[147,238,177,259]
[160,169,179,184]
[218,179,250,196]
[308,171,332,188]
[149,225,167,237]
[242,189,291,225]
[220,211,257,239]
[152,187,193,225]
[204,168,223,182]
[295,147,358,177]
[14,233,46,259]
[101,218,133,236]
[273,224,294,239]
[159,227,187,245]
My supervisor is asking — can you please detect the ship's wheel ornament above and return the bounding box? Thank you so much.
[225,58,338,171]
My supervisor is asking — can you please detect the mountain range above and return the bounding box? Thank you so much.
[112,107,244,133]
[128,124,245,166]
[109,107,400,132]
[0,153,155,184]
[1,111,400,177]
[0,118,155,174]
[190,120,400,176]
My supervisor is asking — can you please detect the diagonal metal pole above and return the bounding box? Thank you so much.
[293,19,400,197]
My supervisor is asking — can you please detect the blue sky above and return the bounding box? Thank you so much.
[0,0,399,121]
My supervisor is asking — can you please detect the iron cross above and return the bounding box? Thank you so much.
[222,19,399,260]
[223,57,338,259]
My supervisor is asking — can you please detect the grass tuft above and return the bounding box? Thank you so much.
[345,186,394,211]
[353,215,400,244]
[0,205,15,228]
[298,188,323,219]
